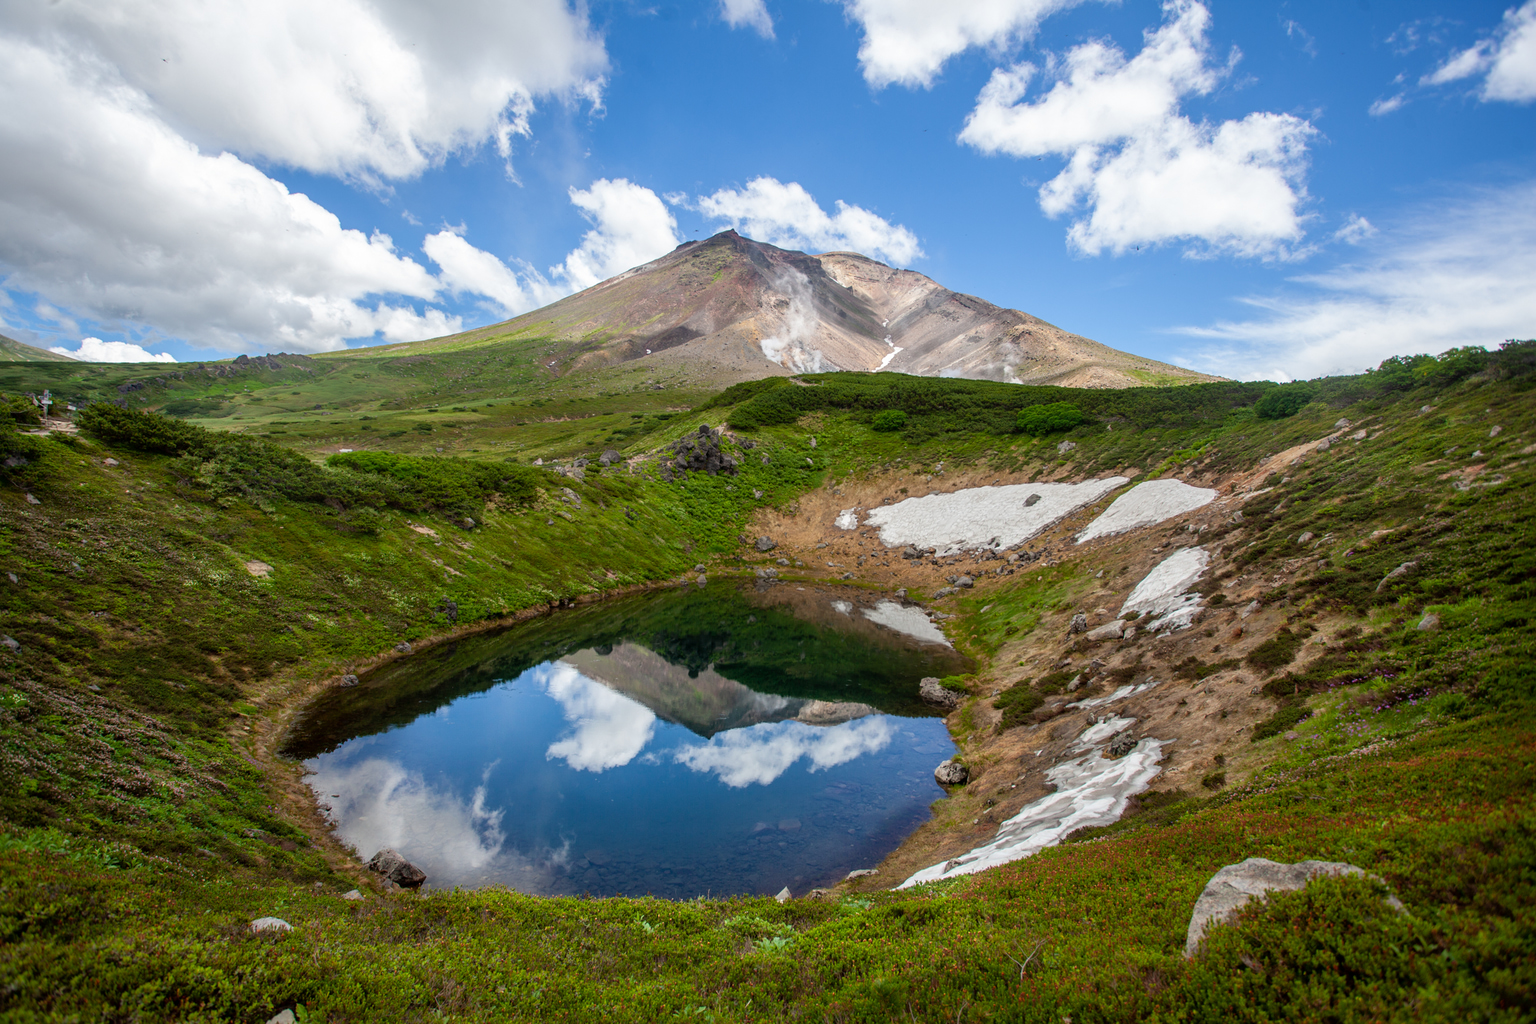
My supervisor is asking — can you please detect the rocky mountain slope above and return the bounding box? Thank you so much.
[381,230,1214,388]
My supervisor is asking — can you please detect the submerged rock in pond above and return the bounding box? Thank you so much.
[368,848,426,889]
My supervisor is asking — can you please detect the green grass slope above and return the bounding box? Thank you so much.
[0,333,74,363]
[0,342,1533,1021]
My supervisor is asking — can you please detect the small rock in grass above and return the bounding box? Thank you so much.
[267,1011,297,1024]
[250,917,292,934]
[367,848,427,889]
[894,588,907,599]
[1,635,19,654]
[775,887,792,903]
[934,760,968,786]
[1376,561,1418,592]
[1417,613,1440,631]
[845,869,877,880]
[1086,620,1125,642]
[394,641,412,654]
[1334,418,1352,429]
[103,457,119,466]
[338,674,359,688]
[1489,425,1502,438]
[25,493,40,505]
[955,575,974,588]
[341,890,364,901]
[1185,858,1404,957]
[1297,531,1314,544]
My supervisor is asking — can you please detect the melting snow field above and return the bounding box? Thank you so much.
[861,479,1128,556]
[861,600,951,647]
[900,716,1164,888]
[1075,479,1217,543]
[1123,547,1210,631]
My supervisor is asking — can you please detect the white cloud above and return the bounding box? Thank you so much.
[721,0,775,39]
[1368,93,1407,116]
[0,36,462,353]
[695,178,922,265]
[839,0,1101,89]
[426,178,679,317]
[48,338,176,363]
[1179,180,1536,380]
[1423,1,1536,102]
[960,0,1315,258]
[1333,214,1377,245]
[0,0,604,353]
[673,716,896,788]
[540,663,657,772]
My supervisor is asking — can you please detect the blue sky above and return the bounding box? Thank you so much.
[1,0,1532,380]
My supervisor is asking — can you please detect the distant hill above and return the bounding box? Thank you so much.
[370,230,1215,389]
[0,333,74,362]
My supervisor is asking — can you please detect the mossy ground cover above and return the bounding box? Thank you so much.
[1,343,1534,1020]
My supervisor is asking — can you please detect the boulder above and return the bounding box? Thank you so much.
[934,760,969,785]
[775,886,792,903]
[338,673,359,688]
[393,641,412,654]
[267,1011,297,1024]
[1417,613,1440,631]
[1023,493,1042,507]
[1106,734,1138,757]
[1376,561,1419,592]
[933,587,956,598]
[599,449,622,466]
[845,868,878,880]
[367,848,427,889]
[250,917,292,934]
[955,575,974,588]
[1068,613,1088,634]
[1,635,19,654]
[341,890,364,901]
[755,536,777,552]
[919,677,963,708]
[902,545,925,559]
[1185,857,1404,956]
[1086,620,1126,642]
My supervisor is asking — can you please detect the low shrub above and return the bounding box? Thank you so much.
[1255,382,1317,419]
[1016,402,1084,436]
[871,409,907,432]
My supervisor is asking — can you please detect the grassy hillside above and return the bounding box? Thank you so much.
[0,334,75,363]
[1,342,1533,1020]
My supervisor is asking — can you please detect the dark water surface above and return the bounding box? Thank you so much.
[284,581,970,897]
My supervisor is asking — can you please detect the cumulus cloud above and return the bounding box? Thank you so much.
[840,0,1102,89]
[695,178,922,265]
[673,716,896,788]
[49,338,177,363]
[540,663,657,772]
[427,178,679,317]
[1423,1,1536,102]
[1178,180,1536,380]
[0,0,605,353]
[960,0,1315,258]
[721,0,775,39]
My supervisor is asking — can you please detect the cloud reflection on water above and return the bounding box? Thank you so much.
[673,716,898,787]
[538,661,657,771]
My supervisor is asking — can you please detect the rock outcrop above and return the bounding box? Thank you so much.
[1185,858,1404,956]
[368,848,427,889]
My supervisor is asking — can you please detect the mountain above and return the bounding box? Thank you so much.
[0,332,74,362]
[391,230,1215,388]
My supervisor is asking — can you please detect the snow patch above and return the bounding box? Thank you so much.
[1075,479,1217,543]
[863,479,1128,556]
[861,600,951,647]
[900,716,1162,888]
[834,508,860,530]
[1123,547,1209,632]
[1068,680,1159,709]
[830,600,853,615]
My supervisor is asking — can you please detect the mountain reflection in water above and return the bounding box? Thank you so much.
[290,582,969,897]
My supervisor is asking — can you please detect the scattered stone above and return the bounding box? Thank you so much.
[755,536,777,552]
[776,557,789,566]
[1489,425,1502,438]
[919,677,963,708]
[1334,418,1352,429]
[24,493,40,505]
[244,560,273,578]
[394,641,412,654]
[1069,613,1088,634]
[1106,734,1138,757]
[1086,620,1126,642]
[1185,858,1404,956]
[1351,429,1368,441]
[367,848,427,889]
[599,449,622,466]
[694,563,706,573]
[1122,626,1138,642]
[267,1011,297,1024]
[1417,613,1440,631]
[754,567,779,579]
[103,457,119,467]
[774,886,793,903]
[1284,731,1300,741]
[1057,440,1076,454]
[696,574,707,585]
[6,573,15,584]
[955,575,974,588]
[1240,600,1262,619]
[894,588,907,599]
[845,869,877,880]
[462,517,475,530]
[1,636,19,654]
[901,545,925,559]
[342,890,364,901]
[1297,531,1314,544]
[1023,493,1042,507]
[1376,561,1418,592]
[338,673,359,688]
[250,917,293,934]
[1317,438,1331,451]
[934,760,969,786]
[934,587,956,598]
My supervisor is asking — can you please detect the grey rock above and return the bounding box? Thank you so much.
[1240,600,1262,619]
[1351,429,1368,441]
[1297,531,1314,544]
[894,588,907,599]
[845,869,877,880]
[599,449,622,466]
[250,917,292,934]
[1086,620,1126,642]
[341,889,364,901]
[6,573,16,584]
[1317,438,1331,451]
[696,574,707,585]
[1489,425,1502,438]
[1106,734,1138,757]
[1122,626,1138,642]
[338,673,359,688]
[1185,857,1404,956]
[755,536,776,552]
[777,557,789,566]
[902,545,925,559]
[25,493,40,505]
[1334,418,1352,429]
[775,886,793,903]
[1023,493,1042,507]
[461,517,475,530]
[934,760,969,786]
[955,575,974,588]
[1057,440,1077,454]
[919,677,963,708]
[754,567,779,579]
[1417,613,1440,631]
[1,635,19,654]
[1069,613,1088,634]
[103,457,119,467]
[367,848,427,889]
[267,1011,297,1024]
[933,587,956,598]
[1376,561,1419,592]
[393,641,412,654]
[694,563,706,573]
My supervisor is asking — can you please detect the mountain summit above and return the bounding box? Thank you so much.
[413,231,1214,388]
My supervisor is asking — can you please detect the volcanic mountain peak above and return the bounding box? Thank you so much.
[398,230,1214,388]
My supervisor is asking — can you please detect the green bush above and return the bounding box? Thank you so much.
[871,409,907,432]
[2,393,41,428]
[1015,402,1084,436]
[77,403,209,456]
[993,680,1044,731]
[1255,382,1317,419]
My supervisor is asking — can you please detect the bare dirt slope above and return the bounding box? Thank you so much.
[367,231,1215,388]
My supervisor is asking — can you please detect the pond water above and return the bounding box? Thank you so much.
[283,581,971,898]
